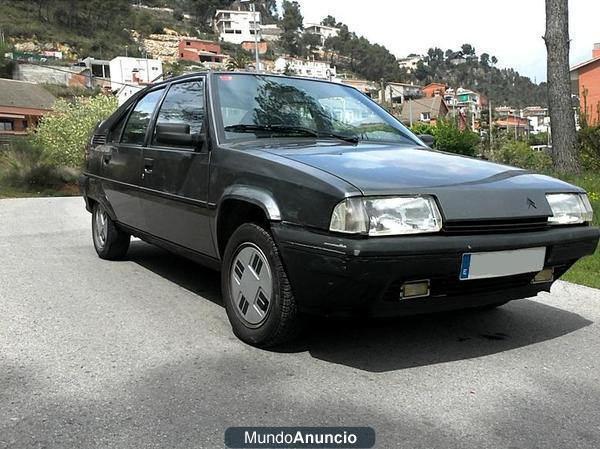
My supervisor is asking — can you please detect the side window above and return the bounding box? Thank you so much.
[121,88,164,145]
[152,80,205,148]
[108,109,130,142]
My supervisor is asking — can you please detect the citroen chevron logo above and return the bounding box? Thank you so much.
[527,198,537,209]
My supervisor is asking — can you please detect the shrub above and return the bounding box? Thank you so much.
[578,124,600,171]
[32,95,118,168]
[430,118,480,156]
[0,138,78,189]
[491,140,553,172]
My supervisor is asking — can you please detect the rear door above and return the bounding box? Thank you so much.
[102,87,165,230]
[139,77,216,257]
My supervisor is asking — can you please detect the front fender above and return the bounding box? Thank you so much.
[218,185,281,221]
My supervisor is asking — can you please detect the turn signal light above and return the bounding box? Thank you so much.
[401,280,430,299]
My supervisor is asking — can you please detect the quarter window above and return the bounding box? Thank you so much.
[152,80,205,148]
[121,88,164,145]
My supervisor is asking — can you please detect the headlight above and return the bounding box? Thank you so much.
[546,193,593,225]
[329,196,443,236]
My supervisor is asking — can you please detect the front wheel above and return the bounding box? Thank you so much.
[221,223,300,348]
[92,203,130,260]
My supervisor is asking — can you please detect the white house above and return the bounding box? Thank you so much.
[397,55,423,72]
[109,57,163,105]
[274,57,337,81]
[109,57,163,93]
[304,23,340,46]
[214,9,261,45]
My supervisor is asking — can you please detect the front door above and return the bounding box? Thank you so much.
[139,77,216,257]
[102,87,165,230]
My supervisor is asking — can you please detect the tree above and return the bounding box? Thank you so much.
[321,15,337,27]
[280,0,303,56]
[301,32,321,57]
[461,43,475,56]
[545,0,579,172]
[491,55,498,65]
[480,53,490,67]
[226,52,251,70]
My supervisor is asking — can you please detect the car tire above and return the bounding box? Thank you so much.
[91,203,130,260]
[221,223,300,348]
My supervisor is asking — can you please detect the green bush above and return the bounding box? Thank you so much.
[491,140,553,172]
[0,138,78,189]
[416,119,480,156]
[578,124,600,171]
[32,95,118,168]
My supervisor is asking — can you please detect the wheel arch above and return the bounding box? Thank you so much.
[216,186,281,259]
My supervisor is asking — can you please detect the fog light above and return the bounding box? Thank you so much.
[401,280,430,299]
[532,268,554,284]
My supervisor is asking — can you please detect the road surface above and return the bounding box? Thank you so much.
[1,197,600,448]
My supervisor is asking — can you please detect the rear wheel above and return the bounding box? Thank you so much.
[92,203,130,260]
[221,223,300,348]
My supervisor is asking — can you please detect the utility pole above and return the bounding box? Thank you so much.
[489,100,493,149]
[249,1,260,73]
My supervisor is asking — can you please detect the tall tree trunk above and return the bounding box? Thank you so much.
[545,0,580,173]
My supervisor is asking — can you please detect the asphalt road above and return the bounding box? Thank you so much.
[1,196,600,449]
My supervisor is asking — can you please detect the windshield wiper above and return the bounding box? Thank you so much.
[224,124,359,144]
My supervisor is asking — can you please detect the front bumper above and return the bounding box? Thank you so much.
[272,223,600,317]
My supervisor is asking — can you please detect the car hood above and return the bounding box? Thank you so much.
[262,143,583,221]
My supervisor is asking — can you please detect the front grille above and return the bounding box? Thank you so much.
[91,134,107,146]
[443,217,549,235]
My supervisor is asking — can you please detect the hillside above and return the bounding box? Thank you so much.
[0,0,546,108]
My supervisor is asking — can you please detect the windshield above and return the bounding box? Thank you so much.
[213,74,421,146]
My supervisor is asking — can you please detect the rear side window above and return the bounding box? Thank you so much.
[121,88,164,145]
[152,80,205,148]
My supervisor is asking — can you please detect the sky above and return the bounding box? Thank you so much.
[291,0,600,84]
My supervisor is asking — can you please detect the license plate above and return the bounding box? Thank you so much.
[460,247,546,280]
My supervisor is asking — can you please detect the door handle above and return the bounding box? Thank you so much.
[102,154,111,165]
[143,158,154,174]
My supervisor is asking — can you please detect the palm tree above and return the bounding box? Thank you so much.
[227,52,251,71]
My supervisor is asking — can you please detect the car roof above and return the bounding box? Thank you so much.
[154,71,345,88]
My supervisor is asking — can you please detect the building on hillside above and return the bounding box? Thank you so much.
[399,96,449,126]
[214,9,261,45]
[74,57,111,88]
[0,78,55,142]
[494,115,531,137]
[341,79,379,98]
[570,43,600,124]
[241,41,268,55]
[381,82,423,104]
[109,57,163,93]
[522,106,550,134]
[274,57,336,80]
[260,24,282,43]
[454,88,486,119]
[304,23,340,46]
[495,106,517,117]
[397,55,423,72]
[13,63,92,88]
[422,83,447,98]
[178,38,227,63]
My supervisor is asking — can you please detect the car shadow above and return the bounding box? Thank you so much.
[126,241,593,372]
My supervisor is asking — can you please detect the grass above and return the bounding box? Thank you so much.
[556,172,600,289]
[0,184,79,199]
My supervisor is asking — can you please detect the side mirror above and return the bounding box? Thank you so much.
[156,122,204,150]
[418,134,435,148]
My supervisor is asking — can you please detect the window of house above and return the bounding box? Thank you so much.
[186,41,191,46]
[0,120,13,131]
[420,112,431,121]
[152,79,204,149]
[121,88,165,145]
